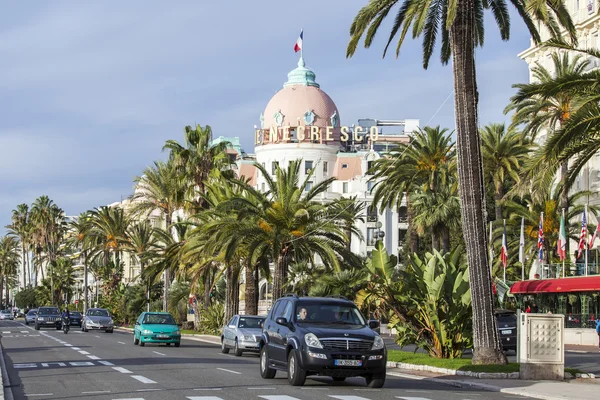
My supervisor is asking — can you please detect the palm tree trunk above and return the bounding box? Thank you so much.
[432,231,440,251]
[272,249,290,301]
[163,214,172,312]
[225,265,235,323]
[450,2,506,365]
[21,243,26,288]
[0,277,4,308]
[254,267,260,310]
[84,251,89,315]
[407,198,419,253]
[560,160,570,256]
[245,262,258,315]
[204,267,212,311]
[494,186,504,221]
[441,226,451,253]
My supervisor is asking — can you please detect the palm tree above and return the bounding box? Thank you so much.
[163,124,235,212]
[369,126,455,252]
[329,196,365,251]
[346,0,575,364]
[125,222,160,312]
[506,53,589,227]
[6,203,30,288]
[0,236,19,308]
[66,212,93,313]
[131,160,186,312]
[480,123,532,221]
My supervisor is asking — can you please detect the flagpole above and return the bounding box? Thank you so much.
[520,217,525,281]
[585,204,589,276]
[301,28,303,59]
[541,212,544,279]
[562,208,566,278]
[503,219,506,284]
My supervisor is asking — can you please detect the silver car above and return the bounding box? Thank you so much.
[221,314,265,356]
[82,308,114,333]
[25,309,37,325]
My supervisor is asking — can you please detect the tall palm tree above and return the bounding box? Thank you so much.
[0,236,19,308]
[163,124,234,212]
[347,0,575,364]
[6,203,30,288]
[125,222,160,312]
[506,53,589,230]
[480,123,532,221]
[369,126,455,252]
[66,212,93,313]
[131,160,186,312]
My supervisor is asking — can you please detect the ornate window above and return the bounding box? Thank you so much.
[304,110,316,126]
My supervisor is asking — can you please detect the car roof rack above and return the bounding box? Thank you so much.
[325,295,348,300]
[282,293,299,298]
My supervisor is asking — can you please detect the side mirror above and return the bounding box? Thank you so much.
[275,317,288,326]
[228,325,236,329]
[368,320,380,330]
[259,320,264,328]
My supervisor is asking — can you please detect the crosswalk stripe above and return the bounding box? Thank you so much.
[131,375,156,384]
[396,397,432,400]
[186,397,224,400]
[259,396,302,400]
[329,396,373,400]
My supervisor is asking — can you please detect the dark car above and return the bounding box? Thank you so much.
[35,307,62,330]
[259,294,386,388]
[25,309,37,325]
[69,312,83,327]
[495,309,517,353]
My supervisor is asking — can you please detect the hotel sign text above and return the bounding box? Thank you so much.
[255,125,379,145]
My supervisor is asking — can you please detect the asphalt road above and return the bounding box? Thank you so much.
[0,320,533,400]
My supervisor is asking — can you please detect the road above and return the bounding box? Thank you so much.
[0,320,532,400]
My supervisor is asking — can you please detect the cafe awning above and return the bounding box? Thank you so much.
[510,276,600,294]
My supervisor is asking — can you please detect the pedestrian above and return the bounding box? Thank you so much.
[525,305,531,313]
[596,319,600,352]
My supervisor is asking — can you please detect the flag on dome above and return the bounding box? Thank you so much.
[294,29,303,53]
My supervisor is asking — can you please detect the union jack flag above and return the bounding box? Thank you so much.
[538,215,544,262]
[578,209,588,258]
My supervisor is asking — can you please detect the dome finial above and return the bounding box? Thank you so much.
[284,55,319,88]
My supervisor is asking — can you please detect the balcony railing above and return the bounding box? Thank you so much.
[536,263,600,279]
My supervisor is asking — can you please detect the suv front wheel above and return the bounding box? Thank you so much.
[287,350,306,386]
[365,373,386,388]
[259,346,276,379]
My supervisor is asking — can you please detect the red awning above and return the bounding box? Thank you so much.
[510,276,600,294]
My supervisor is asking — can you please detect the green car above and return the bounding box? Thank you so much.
[133,312,181,347]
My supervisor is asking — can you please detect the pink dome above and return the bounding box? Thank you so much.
[263,85,341,129]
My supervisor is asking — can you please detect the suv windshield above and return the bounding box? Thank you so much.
[295,303,366,325]
[39,308,60,315]
[88,309,109,317]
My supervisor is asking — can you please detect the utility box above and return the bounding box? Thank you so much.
[518,313,564,380]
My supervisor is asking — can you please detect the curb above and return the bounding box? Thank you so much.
[0,341,11,400]
[386,361,595,380]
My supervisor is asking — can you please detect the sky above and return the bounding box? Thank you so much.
[0,1,533,230]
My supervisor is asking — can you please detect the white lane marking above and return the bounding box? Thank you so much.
[259,396,303,400]
[405,390,433,393]
[112,366,132,373]
[78,350,90,355]
[2,331,9,334]
[395,398,432,400]
[329,396,373,400]
[87,355,101,360]
[152,351,166,356]
[94,335,100,338]
[194,388,222,391]
[118,341,126,344]
[70,362,94,366]
[131,375,157,384]
[98,361,114,366]
[216,367,241,375]
[110,398,143,400]
[137,388,163,392]
[71,347,81,350]
[187,397,224,400]
[24,394,53,397]
[14,363,36,368]
[20,330,28,333]
[63,343,73,346]
[82,390,110,394]
[41,362,66,367]
[187,397,225,400]
[248,387,277,390]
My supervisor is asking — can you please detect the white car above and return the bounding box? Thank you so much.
[0,310,14,320]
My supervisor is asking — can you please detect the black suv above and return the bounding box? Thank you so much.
[495,309,517,353]
[35,307,62,330]
[259,294,386,387]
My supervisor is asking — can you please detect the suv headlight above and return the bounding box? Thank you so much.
[304,333,323,349]
[37,317,44,321]
[372,335,385,350]
[108,319,114,325]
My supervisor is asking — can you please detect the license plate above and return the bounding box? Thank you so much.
[334,359,362,366]
[157,335,170,339]
[501,330,512,335]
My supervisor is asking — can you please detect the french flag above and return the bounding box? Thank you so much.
[294,29,303,53]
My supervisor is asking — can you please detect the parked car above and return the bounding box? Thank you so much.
[259,294,386,388]
[82,308,114,333]
[495,309,517,353]
[35,307,62,330]
[69,311,83,327]
[25,309,37,325]
[133,312,180,347]
[0,310,13,320]
[221,314,266,356]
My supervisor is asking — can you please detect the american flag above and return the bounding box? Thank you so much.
[578,209,588,258]
[538,215,544,262]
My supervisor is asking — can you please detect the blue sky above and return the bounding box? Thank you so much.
[0,1,533,230]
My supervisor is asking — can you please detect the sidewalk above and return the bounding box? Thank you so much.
[390,367,600,400]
